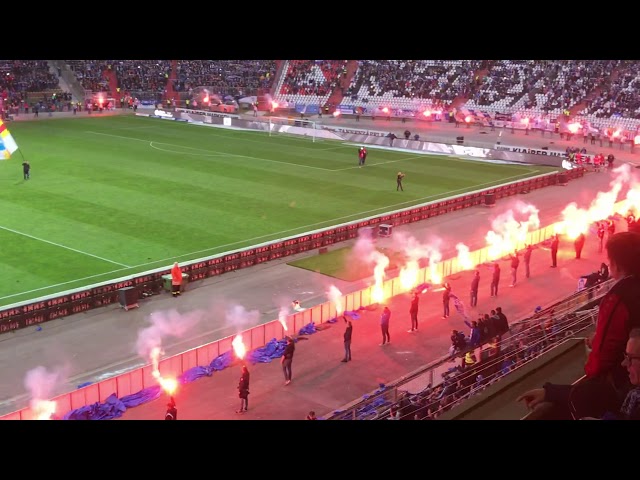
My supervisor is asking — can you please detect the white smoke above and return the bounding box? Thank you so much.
[135,308,202,359]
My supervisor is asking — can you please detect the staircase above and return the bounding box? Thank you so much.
[104,67,119,101]
[164,60,179,103]
[323,60,358,111]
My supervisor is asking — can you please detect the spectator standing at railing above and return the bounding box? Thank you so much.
[517,232,640,419]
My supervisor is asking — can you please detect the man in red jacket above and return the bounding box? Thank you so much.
[518,232,640,419]
[171,262,183,297]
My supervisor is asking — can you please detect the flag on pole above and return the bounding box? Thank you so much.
[449,293,470,321]
[0,119,19,159]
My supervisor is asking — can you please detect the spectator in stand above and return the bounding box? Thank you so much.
[517,232,640,419]
[581,328,640,420]
[450,330,467,356]
[463,320,481,348]
[495,307,509,334]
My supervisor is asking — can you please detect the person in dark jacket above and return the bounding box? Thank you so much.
[509,251,520,286]
[470,270,480,307]
[599,262,609,281]
[582,328,640,420]
[495,307,509,334]
[165,398,177,420]
[236,365,250,413]
[379,306,391,345]
[408,292,419,332]
[281,336,295,385]
[341,317,352,362]
[574,232,586,259]
[442,283,452,318]
[490,263,500,297]
[517,232,640,419]
[523,244,533,278]
[22,160,30,180]
[550,234,559,267]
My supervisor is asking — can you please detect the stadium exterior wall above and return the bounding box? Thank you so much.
[0,168,584,334]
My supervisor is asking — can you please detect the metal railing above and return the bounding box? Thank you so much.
[325,278,612,420]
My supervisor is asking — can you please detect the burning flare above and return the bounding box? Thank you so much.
[232,334,247,360]
[150,346,178,395]
[369,251,390,303]
[278,306,289,331]
[327,285,344,315]
[456,243,474,270]
[399,260,420,291]
[32,399,56,420]
[485,202,539,260]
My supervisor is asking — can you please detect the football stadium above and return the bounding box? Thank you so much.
[1,59,639,422]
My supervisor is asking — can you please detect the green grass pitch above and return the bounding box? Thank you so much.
[0,115,555,306]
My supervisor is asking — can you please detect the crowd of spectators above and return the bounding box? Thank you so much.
[467,60,622,113]
[279,60,344,97]
[173,60,277,98]
[344,60,484,105]
[8,59,640,126]
[113,60,172,99]
[579,60,640,119]
[0,60,59,93]
[67,60,112,94]
[382,304,594,420]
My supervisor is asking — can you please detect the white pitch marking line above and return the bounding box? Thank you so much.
[85,131,335,171]
[0,225,130,268]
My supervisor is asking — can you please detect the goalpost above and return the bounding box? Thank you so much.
[267,116,321,142]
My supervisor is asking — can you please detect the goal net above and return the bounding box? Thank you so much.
[267,116,321,142]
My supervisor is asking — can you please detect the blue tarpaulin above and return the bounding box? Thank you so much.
[247,338,288,364]
[327,311,361,323]
[298,322,317,335]
[63,393,127,420]
[120,385,162,408]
